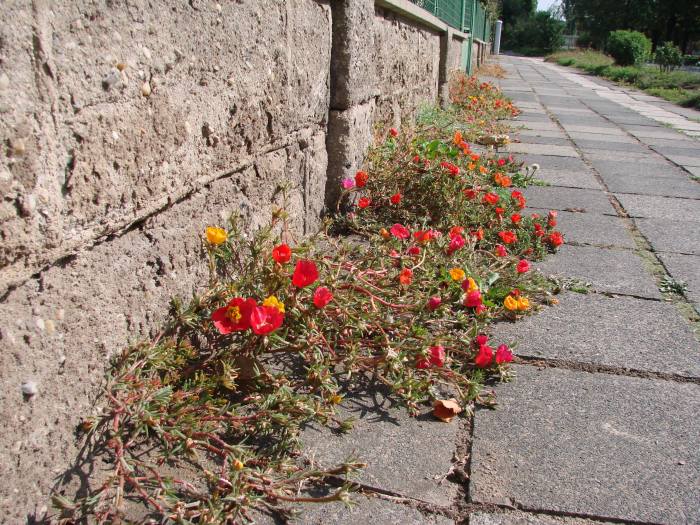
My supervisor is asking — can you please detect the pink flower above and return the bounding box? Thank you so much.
[474,345,494,368]
[516,259,531,273]
[390,223,411,240]
[495,244,508,257]
[495,344,513,364]
[341,178,355,189]
[407,246,421,256]
[464,290,483,308]
[427,296,442,311]
[447,234,465,254]
[313,286,333,308]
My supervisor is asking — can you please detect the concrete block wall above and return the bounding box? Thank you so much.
[0,0,466,519]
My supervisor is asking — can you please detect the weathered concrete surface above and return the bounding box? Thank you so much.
[521,187,615,215]
[300,385,460,506]
[470,511,615,525]
[470,366,700,524]
[0,0,333,294]
[495,292,700,377]
[526,208,634,248]
[659,253,700,313]
[536,244,662,299]
[635,218,700,255]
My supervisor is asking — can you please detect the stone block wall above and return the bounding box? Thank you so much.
[0,0,468,519]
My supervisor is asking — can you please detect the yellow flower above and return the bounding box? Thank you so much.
[504,295,519,311]
[517,297,530,311]
[262,295,285,313]
[449,268,466,282]
[465,277,479,292]
[206,226,227,246]
[233,459,245,471]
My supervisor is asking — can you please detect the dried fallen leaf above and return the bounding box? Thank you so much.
[432,398,462,422]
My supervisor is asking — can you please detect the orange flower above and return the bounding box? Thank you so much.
[453,130,463,145]
[399,268,413,285]
[206,226,228,246]
[433,399,462,422]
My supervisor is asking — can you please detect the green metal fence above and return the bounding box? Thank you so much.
[407,0,493,41]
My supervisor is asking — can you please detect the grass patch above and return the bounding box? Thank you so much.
[546,50,700,109]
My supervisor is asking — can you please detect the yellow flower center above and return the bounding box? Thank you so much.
[262,295,285,313]
[226,305,242,322]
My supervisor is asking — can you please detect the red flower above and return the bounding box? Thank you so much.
[427,296,442,311]
[548,210,558,228]
[389,127,399,137]
[211,297,257,334]
[440,161,460,176]
[358,197,371,209]
[292,260,319,288]
[511,213,522,225]
[464,290,483,308]
[516,259,531,273]
[474,344,494,368]
[399,268,413,285]
[497,158,506,166]
[355,170,369,188]
[471,228,484,241]
[534,223,544,237]
[447,234,465,254]
[498,231,517,244]
[547,232,564,247]
[483,193,499,205]
[417,345,446,369]
[449,226,465,238]
[272,244,292,264]
[495,207,505,216]
[249,305,285,335]
[414,230,436,244]
[390,223,410,240]
[313,286,333,308]
[413,154,421,163]
[390,192,402,205]
[463,188,478,200]
[495,244,507,257]
[495,344,513,364]
[407,245,421,256]
[475,334,489,346]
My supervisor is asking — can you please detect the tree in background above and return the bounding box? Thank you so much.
[501,0,564,54]
[563,0,700,53]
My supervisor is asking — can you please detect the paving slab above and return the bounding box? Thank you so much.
[665,154,700,167]
[512,135,571,146]
[560,124,627,136]
[615,193,700,221]
[517,154,590,173]
[300,385,459,506]
[685,165,700,178]
[522,187,615,215]
[566,131,637,144]
[635,136,699,148]
[516,129,568,140]
[494,292,700,377]
[583,149,669,164]
[658,253,700,313]
[635,217,700,255]
[649,145,700,160]
[587,159,689,179]
[505,143,579,157]
[532,169,603,190]
[536,244,661,299]
[601,173,700,199]
[527,208,633,248]
[514,120,560,132]
[470,511,616,525]
[626,127,691,140]
[470,365,700,524]
[568,138,649,154]
[269,495,454,525]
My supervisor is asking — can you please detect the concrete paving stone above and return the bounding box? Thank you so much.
[649,145,700,159]
[521,186,615,215]
[538,96,579,106]
[514,120,560,132]
[587,158,687,179]
[516,129,568,140]
[518,154,590,172]
[300,385,459,506]
[555,116,611,127]
[285,495,454,525]
[506,143,579,158]
[494,292,700,377]
[615,193,700,221]
[470,365,700,524]
[566,132,636,144]
[636,217,700,255]
[582,149,669,164]
[526,208,634,248]
[546,106,597,116]
[605,115,660,126]
[470,511,615,525]
[536,244,662,298]
[626,127,691,140]
[633,135,698,148]
[665,154,700,167]
[514,113,553,122]
[533,168,603,190]
[512,101,542,110]
[685,166,700,178]
[601,173,700,199]
[512,135,571,146]
[569,138,650,154]
[658,253,700,313]
[560,124,627,136]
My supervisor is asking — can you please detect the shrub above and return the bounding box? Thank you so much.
[504,12,565,54]
[606,30,651,66]
[654,42,683,72]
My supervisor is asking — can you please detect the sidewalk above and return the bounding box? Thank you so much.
[265,56,700,525]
